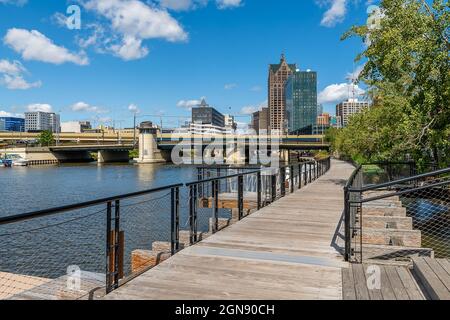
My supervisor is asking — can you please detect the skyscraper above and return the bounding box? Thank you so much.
[268,54,296,134]
[285,69,318,134]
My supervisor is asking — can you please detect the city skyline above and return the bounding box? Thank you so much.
[0,0,373,128]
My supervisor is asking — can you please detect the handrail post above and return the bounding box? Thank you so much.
[171,187,180,255]
[189,185,198,245]
[309,163,312,184]
[280,167,286,197]
[213,180,219,233]
[271,174,277,202]
[238,175,244,220]
[257,171,261,210]
[290,165,295,193]
[105,201,113,293]
[113,200,120,290]
[344,187,351,262]
[298,163,302,189]
[304,163,307,186]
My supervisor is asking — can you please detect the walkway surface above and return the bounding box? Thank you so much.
[104,159,355,300]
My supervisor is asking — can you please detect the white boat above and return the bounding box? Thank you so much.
[5,154,29,167]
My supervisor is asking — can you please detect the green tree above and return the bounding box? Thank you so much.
[338,0,450,166]
[38,130,55,146]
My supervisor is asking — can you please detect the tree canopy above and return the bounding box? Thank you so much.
[333,0,449,168]
[38,130,55,146]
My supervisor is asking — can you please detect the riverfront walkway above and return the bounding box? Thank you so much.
[104,159,355,300]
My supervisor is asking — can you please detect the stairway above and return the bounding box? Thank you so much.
[359,191,434,263]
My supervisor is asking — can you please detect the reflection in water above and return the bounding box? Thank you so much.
[0,163,200,281]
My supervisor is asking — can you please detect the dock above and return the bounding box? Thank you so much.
[104,159,354,300]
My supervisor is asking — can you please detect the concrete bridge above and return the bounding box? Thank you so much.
[1,131,330,165]
[1,144,134,165]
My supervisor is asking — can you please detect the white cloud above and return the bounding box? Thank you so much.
[346,64,365,82]
[240,100,267,115]
[240,106,258,115]
[2,74,41,90]
[0,59,41,90]
[216,0,242,9]
[81,0,188,61]
[177,98,202,110]
[317,0,348,27]
[0,0,27,6]
[26,103,53,113]
[128,103,140,113]
[224,83,237,90]
[158,0,241,11]
[0,110,24,118]
[70,101,107,113]
[4,28,89,65]
[318,83,365,104]
[159,0,207,11]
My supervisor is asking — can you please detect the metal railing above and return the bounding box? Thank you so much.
[344,163,450,263]
[0,184,182,299]
[0,157,331,300]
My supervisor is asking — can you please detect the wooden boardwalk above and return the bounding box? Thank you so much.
[104,159,355,300]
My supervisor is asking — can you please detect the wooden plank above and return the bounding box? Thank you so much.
[424,258,450,292]
[352,264,370,300]
[342,268,356,300]
[363,264,383,300]
[436,259,450,277]
[413,257,450,300]
[396,267,424,300]
[384,266,409,300]
[102,159,356,300]
[379,265,397,300]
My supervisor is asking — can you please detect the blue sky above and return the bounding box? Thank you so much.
[0,0,376,128]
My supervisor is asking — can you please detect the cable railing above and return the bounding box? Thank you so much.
[0,157,331,300]
[344,163,450,264]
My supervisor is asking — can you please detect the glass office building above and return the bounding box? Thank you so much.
[285,70,318,134]
[0,117,25,132]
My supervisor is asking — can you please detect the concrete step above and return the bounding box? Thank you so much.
[363,207,407,217]
[362,244,434,262]
[412,257,450,300]
[363,216,413,230]
[359,228,421,247]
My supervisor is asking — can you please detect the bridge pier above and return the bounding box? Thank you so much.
[136,122,166,164]
[97,150,130,163]
[280,149,290,163]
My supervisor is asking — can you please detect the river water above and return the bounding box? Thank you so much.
[0,163,247,286]
[0,163,198,217]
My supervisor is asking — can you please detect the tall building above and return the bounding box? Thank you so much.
[336,99,371,127]
[251,107,269,134]
[25,111,60,133]
[0,117,25,132]
[268,54,297,134]
[285,69,318,135]
[192,99,225,128]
